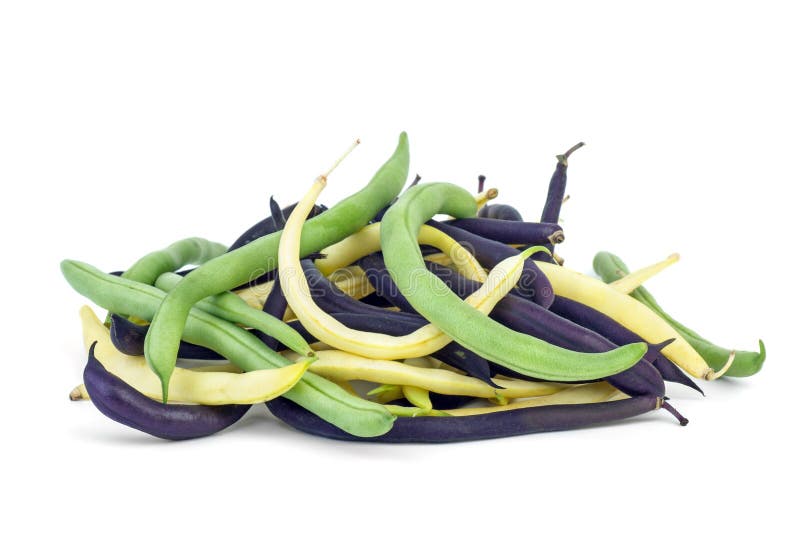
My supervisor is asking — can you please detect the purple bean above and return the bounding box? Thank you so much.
[267,394,665,443]
[426,220,554,307]
[255,276,288,351]
[477,204,524,221]
[110,314,225,360]
[540,142,583,224]
[83,342,249,440]
[536,142,583,262]
[549,297,703,394]
[443,218,564,247]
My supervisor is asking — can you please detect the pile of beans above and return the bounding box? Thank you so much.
[63,133,765,442]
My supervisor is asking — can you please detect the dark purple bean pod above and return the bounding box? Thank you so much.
[267,394,664,443]
[426,220,554,307]
[268,196,287,230]
[360,255,664,397]
[549,296,703,394]
[254,199,291,351]
[83,342,250,440]
[540,142,584,225]
[477,203,524,221]
[475,175,523,220]
[443,218,564,247]
[256,272,288,352]
[535,142,584,263]
[358,291,394,308]
[301,259,420,319]
[110,314,225,360]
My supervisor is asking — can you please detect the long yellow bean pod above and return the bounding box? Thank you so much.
[609,253,680,294]
[79,307,312,405]
[536,262,715,379]
[444,382,620,416]
[283,349,569,399]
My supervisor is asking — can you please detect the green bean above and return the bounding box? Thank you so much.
[60,259,395,437]
[154,272,314,358]
[379,182,648,382]
[122,237,228,284]
[104,237,228,324]
[593,251,766,377]
[143,134,410,400]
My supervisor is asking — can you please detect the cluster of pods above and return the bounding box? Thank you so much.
[63,133,765,442]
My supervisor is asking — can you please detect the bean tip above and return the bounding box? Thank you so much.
[69,385,86,401]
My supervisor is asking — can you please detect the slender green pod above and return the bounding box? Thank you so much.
[122,237,228,284]
[593,251,765,377]
[154,272,313,358]
[380,182,647,382]
[60,260,395,437]
[143,133,410,400]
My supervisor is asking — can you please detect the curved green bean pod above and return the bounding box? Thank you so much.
[154,272,314,358]
[105,237,227,324]
[593,251,766,377]
[60,260,395,437]
[143,133,410,400]
[380,182,648,382]
[122,237,227,284]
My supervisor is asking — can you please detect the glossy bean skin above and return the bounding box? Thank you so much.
[143,133,410,399]
[549,296,702,393]
[477,204,523,221]
[426,220,554,306]
[443,219,564,247]
[110,314,225,360]
[380,182,647,382]
[83,342,249,440]
[61,260,395,437]
[267,394,662,443]
[593,251,766,377]
[361,255,664,397]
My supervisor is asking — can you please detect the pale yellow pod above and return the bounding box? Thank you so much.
[535,262,713,379]
[79,306,311,405]
[329,265,376,300]
[444,382,620,417]
[284,349,569,399]
[609,253,680,294]
[234,280,275,309]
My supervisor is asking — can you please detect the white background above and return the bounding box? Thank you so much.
[2,1,797,535]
